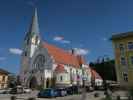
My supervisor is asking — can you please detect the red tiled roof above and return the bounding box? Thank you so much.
[91,69,102,80]
[77,55,86,65]
[55,64,66,73]
[43,42,85,68]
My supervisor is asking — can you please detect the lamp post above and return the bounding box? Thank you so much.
[81,68,87,100]
[82,68,86,88]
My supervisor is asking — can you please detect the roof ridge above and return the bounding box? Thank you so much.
[44,42,73,55]
[43,42,84,67]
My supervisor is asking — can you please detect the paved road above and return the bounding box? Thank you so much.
[0,91,105,100]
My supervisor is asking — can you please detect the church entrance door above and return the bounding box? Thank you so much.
[29,76,38,89]
[46,78,51,88]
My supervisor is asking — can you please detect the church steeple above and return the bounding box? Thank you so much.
[29,8,40,36]
[23,8,41,58]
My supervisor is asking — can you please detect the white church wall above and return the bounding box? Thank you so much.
[44,69,52,79]
[70,66,77,85]
[55,72,71,85]
[77,68,83,85]
[30,44,37,58]
[52,63,57,71]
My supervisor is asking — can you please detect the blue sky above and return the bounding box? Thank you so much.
[0,0,131,74]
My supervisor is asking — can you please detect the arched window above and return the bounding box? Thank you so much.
[33,55,45,71]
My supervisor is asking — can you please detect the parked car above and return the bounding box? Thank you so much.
[89,86,94,92]
[38,88,57,98]
[87,86,94,92]
[23,88,31,93]
[2,88,12,94]
[10,86,23,94]
[10,88,17,94]
[0,89,7,94]
[55,88,67,97]
[65,87,73,95]
[71,86,79,94]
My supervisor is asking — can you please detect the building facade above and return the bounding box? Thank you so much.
[20,9,96,89]
[0,69,9,89]
[111,31,133,88]
[91,69,103,87]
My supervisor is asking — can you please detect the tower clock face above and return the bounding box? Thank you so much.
[35,36,40,45]
[31,36,36,44]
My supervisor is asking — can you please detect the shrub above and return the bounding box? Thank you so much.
[129,88,133,97]
[101,95,112,100]
[37,85,44,90]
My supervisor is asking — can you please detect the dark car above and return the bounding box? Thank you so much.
[71,86,79,94]
[38,88,57,98]
[65,86,80,95]
[55,88,67,97]
[65,87,73,95]
[10,88,18,94]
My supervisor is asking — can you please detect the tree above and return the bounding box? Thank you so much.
[89,59,117,81]
[8,74,17,88]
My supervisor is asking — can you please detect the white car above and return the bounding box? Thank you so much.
[0,89,6,94]
[23,88,31,93]
[4,88,12,94]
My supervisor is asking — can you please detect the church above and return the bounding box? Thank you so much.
[19,9,93,89]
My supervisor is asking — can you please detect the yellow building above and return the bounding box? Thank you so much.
[0,69,9,89]
[111,31,133,88]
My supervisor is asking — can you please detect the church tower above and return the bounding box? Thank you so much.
[20,8,41,85]
[24,8,41,58]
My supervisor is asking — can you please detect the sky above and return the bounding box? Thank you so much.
[0,0,132,74]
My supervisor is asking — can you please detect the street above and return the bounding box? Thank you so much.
[0,91,105,100]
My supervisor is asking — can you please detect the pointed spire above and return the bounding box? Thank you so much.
[29,8,40,35]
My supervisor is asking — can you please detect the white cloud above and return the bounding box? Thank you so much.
[0,57,6,61]
[9,48,23,55]
[53,36,64,41]
[73,48,90,55]
[61,40,71,44]
[53,36,71,44]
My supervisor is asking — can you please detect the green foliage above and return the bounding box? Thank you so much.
[101,95,112,100]
[90,59,117,81]
[129,87,133,97]
[8,74,18,88]
[37,85,44,90]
